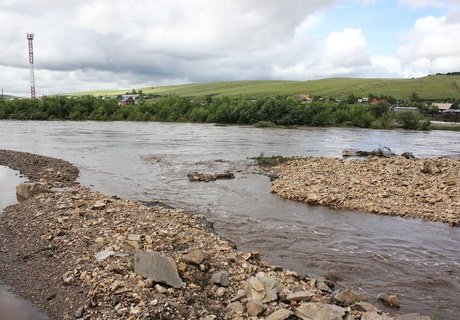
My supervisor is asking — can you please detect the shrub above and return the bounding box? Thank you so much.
[396,111,423,130]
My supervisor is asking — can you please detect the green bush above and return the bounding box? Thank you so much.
[396,111,423,129]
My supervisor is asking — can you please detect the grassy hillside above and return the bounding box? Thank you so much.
[72,75,460,100]
[1,94,19,100]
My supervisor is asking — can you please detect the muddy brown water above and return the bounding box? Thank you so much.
[0,166,47,320]
[0,120,459,319]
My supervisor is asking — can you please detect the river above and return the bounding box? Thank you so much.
[0,120,459,319]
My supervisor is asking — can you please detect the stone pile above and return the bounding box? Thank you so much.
[271,156,460,226]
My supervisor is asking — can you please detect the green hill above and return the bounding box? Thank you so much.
[72,75,460,100]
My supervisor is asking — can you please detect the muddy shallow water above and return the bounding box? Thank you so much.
[0,166,47,320]
[0,120,459,319]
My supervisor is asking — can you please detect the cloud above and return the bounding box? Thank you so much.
[0,0,338,95]
[1,0,460,96]
[324,28,370,68]
[397,15,460,73]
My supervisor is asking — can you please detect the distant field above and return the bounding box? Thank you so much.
[71,75,460,100]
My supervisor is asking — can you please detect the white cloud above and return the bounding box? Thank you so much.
[272,28,372,80]
[324,28,370,68]
[397,15,460,73]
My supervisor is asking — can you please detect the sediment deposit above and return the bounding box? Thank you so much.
[271,156,460,226]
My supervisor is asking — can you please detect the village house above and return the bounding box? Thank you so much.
[432,102,453,112]
[118,96,135,106]
[370,98,388,105]
[118,94,140,106]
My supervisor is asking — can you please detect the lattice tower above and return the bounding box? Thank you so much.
[27,33,36,99]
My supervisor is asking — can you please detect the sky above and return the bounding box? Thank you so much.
[1,0,460,96]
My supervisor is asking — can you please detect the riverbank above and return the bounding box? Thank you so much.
[0,150,432,319]
[271,156,460,226]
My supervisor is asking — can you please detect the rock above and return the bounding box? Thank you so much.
[361,311,394,320]
[245,274,279,303]
[334,289,367,305]
[133,251,184,288]
[286,290,314,302]
[227,301,245,315]
[74,199,85,207]
[246,299,265,317]
[116,307,129,315]
[215,287,226,297]
[127,234,142,241]
[401,152,415,159]
[130,306,141,316]
[211,271,230,287]
[316,279,332,293]
[187,171,235,182]
[62,271,74,285]
[74,306,84,318]
[378,294,400,308]
[144,235,153,244]
[394,314,431,320]
[92,200,106,210]
[231,289,245,302]
[182,250,207,265]
[94,250,115,261]
[16,182,47,201]
[265,308,294,320]
[154,284,167,294]
[295,303,346,320]
[352,301,378,312]
[421,161,440,175]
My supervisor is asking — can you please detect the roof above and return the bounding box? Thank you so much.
[370,98,388,105]
[432,103,453,110]
[120,96,134,102]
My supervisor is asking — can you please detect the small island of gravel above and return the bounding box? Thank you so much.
[271,156,460,226]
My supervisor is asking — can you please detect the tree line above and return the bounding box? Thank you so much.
[0,95,431,130]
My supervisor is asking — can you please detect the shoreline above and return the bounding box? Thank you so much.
[0,150,432,319]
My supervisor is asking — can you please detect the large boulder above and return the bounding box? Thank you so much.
[133,251,184,288]
[265,309,294,320]
[333,288,367,305]
[295,303,346,320]
[16,182,47,201]
[245,273,279,303]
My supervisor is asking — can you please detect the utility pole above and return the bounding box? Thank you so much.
[27,33,36,99]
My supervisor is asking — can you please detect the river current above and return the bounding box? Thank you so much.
[0,120,459,319]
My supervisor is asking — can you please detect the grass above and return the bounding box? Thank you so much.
[431,124,460,131]
[69,75,460,100]
[251,152,292,167]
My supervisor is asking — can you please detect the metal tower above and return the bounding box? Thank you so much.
[26,33,36,99]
